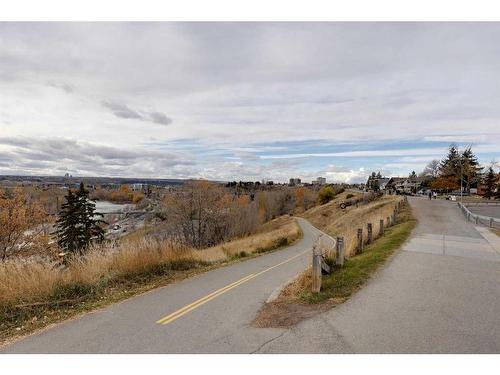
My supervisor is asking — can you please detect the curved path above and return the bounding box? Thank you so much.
[1,218,322,353]
[258,197,500,353]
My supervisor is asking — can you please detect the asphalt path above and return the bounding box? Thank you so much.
[1,218,322,353]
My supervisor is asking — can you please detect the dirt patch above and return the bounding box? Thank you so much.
[252,300,333,328]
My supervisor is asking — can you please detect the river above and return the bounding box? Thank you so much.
[94,201,134,214]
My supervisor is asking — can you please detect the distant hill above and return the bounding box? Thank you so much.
[0,175,189,187]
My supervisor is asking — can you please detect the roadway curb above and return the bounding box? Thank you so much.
[265,271,305,303]
[475,226,500,254]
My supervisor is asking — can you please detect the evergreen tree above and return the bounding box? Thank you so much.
[483,167,496,200]
[439,144,461,178]
[495,175,500,200]
[54,190,81,253]
[409,171,417,180]
[461,147,483,193]
[54,183,106,254]
[76,183,106,246]
[376,171,382,179]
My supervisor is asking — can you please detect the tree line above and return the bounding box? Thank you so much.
[0,179,334,261]
[423,145,499,199]
[161,180,325,249]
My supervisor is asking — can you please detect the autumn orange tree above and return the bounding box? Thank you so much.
[0,188,49,261]
[430,176,459,193]
[295,187,305,211]
[110,185,133,202]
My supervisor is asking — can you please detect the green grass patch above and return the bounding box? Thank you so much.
[300,206,416,304]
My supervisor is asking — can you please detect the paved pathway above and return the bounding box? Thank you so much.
[1,218,321,353]
[257,197,500,353]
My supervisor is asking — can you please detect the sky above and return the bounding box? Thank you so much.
[1,22,499,183]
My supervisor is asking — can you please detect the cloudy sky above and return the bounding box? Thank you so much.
[1,22,499,183]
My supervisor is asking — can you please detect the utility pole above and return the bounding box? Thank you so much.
[460,159,463,204]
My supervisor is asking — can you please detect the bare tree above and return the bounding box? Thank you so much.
[420,159,440,178]
[0,188,49,261]
[162,182,318,249]
[164,181,239,248]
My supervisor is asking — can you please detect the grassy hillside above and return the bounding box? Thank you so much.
[301,192,402,257]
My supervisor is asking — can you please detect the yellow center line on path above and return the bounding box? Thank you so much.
[156,248,310,325]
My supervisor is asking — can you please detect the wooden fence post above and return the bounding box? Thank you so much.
[379,219,384,236]
[392,209,396,225]
[336,236,344,267]
[357,228,364,254]
[475,216,479,225]
[490,218,494,228]
[467,212,470,221]
[312,242,322,293]
[386,216,390,227]
[367,223,373,244]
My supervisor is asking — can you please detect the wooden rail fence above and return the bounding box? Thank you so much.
[311,197,405,293]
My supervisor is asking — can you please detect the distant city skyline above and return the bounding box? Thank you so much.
[1,23,500,183]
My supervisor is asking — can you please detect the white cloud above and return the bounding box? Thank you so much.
[0,136,194,178]
[1,23,500,179]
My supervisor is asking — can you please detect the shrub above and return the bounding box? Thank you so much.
[275,237,288,247]
[317,186,336,205]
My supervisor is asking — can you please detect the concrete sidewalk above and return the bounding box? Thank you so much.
[257,197,500,353]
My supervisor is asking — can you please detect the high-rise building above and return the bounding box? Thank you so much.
[315,177,326,185]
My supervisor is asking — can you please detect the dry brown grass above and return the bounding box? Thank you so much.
[197,216,301,262]
[302,194,403,257]
[0,238,193,308]
[0,216,301,309]
[0,260,62,307]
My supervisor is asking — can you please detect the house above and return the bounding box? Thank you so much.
[366,176,390,191]
[386,176,428,194]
